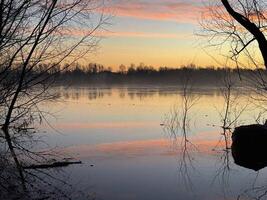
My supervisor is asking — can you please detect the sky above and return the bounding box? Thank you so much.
[88,0,220,69]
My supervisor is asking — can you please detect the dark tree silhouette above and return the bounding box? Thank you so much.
[201,0,267,70]
[221,0,267,68]
[0,0,107,194]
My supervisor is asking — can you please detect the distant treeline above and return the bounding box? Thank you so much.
[37,63,267,86]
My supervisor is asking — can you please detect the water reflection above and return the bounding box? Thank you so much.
[161,81,267,200]
[5,86,267,200]
[0,152,97,200]
[55,86,233,101]
[163,78,200,190]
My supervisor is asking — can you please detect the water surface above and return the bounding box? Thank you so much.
[39,86,267,200]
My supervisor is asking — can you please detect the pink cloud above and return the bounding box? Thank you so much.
[107,1,205,23]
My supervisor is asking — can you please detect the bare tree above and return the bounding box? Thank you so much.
[0,0,107,193]
[201,0,267,70]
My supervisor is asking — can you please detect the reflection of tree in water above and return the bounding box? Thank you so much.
[237,180,267,200]
[87,89,107,100]
[0,143,96,200]
[211,70,267,200]
[200,0,267,198]
[0,0,105,197]
[118,88,126,99]
[126,88,156,100]
[163,69,267,199]
[211,69,249,196]
[58,86,225,102]
[57,87,113,101]
[164,72,199,190]
[125,87,220,100]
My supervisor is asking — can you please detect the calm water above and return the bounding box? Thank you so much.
[38,86,267,200]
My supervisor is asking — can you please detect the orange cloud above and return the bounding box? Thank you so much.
[101,31,192,39]
[55,121,159,129]
[59,29,193,39]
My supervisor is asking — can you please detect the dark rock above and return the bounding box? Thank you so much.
[231,124,267,171]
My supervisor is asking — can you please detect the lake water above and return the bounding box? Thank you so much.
[38,86,267,200]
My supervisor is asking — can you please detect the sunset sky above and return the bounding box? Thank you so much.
[89,0,221,69]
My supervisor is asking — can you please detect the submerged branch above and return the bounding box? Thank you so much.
[23,161,82,169]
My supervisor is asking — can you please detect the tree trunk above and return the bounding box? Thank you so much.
[221,0,267,69]
[2,127,26,191]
